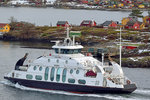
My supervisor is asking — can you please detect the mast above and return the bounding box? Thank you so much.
[120,28,122,67]
[67,26,69,39]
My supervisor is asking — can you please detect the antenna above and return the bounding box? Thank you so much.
[120,27,122,67]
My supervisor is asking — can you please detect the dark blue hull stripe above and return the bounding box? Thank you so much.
[4,77,136,94]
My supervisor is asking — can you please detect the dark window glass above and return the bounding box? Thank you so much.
[26,74,33,79]
[45,67,49,80]
[56,68,61,82]
[55,49,58,53]
[78,79,86,84]
[76,70,79,74]
[62,68,67,82]
[35,75,42,80]
[50,67,55,81]
[39,66,42,71]
[68,78,75,83]
[70,69,73,74]
[33,66,37,70]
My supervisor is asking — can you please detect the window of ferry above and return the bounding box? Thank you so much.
[50,67,55,81]
[35,75,42,80]
[60,49,82,54]
[45,67,49,80]
[76,70,79,74]
[56,68,61,82]
[26,74,33,80]
[70,69,73,74]
[55,48,58,53]
[62,68,67,82]
[33,66,37,70]
[78,79,86,84]
[68,78,75,83]
[39,66,42,71]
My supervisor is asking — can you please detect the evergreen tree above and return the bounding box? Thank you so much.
[129,9,143,18]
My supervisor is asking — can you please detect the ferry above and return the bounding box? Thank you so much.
[4,28,137,94]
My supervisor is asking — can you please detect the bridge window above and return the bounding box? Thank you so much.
[35,75,42,80]
[62,68,67,82]
[50,67,55,81]
[54,48,59,53]
[55,49,82,54]
[45,67,49,80]
[56,68,61,82]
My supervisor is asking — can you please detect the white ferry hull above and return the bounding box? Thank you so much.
[4,76,137,94]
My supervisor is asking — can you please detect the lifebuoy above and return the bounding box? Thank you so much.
[126,80,130,84]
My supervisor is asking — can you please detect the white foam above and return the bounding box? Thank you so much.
[134,89,150,95]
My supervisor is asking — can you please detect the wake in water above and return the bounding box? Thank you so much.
[0,80,150,100]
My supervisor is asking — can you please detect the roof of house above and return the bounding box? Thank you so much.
[81,20,92,25]
[126,21,142,26]
[102,21,113,26]
[0,23,8,28]
[57,21,68,25]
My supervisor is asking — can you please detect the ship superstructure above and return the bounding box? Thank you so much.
[4,27,137,94]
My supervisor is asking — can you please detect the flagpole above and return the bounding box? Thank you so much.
[120,27,122,67]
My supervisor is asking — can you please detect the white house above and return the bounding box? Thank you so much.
[8,0,29,5]
[46,0,56,5]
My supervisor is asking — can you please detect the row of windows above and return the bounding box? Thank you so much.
[47,59,80,66]
[54,49,81,54]
[26,74,86,84]
[33,66,80,75]
[0,27,8,30]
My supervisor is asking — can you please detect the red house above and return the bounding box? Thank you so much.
[80,20,96,27]
[122,46,137,50]
[102,21,118,28]
[125,21,143,30]
[57,21,69,27]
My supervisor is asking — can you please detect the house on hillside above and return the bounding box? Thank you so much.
[143,16,150,27]
[122,16,138,28]
[101,21,118,28]
[125,21,145,30]
[0,23,10,33]
[57,21,69,27]
[80,20,96,27]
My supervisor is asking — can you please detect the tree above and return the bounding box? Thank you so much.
[9,16,18,30]
[148,10,150,16]
[129,9,143,18]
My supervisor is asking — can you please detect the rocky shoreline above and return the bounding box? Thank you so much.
[1,20,150,68]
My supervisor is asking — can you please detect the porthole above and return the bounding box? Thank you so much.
[48,59,50,62]
[76,70,79,74]
[57,59,59,63]
[35,75,42,80]
[78,79,86,84]
[33,66,37,70]
[70,69,73,74]
[65,60,68,64]
[68,78,75,83]
[26,74,33,79]
[39,66,42,71]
